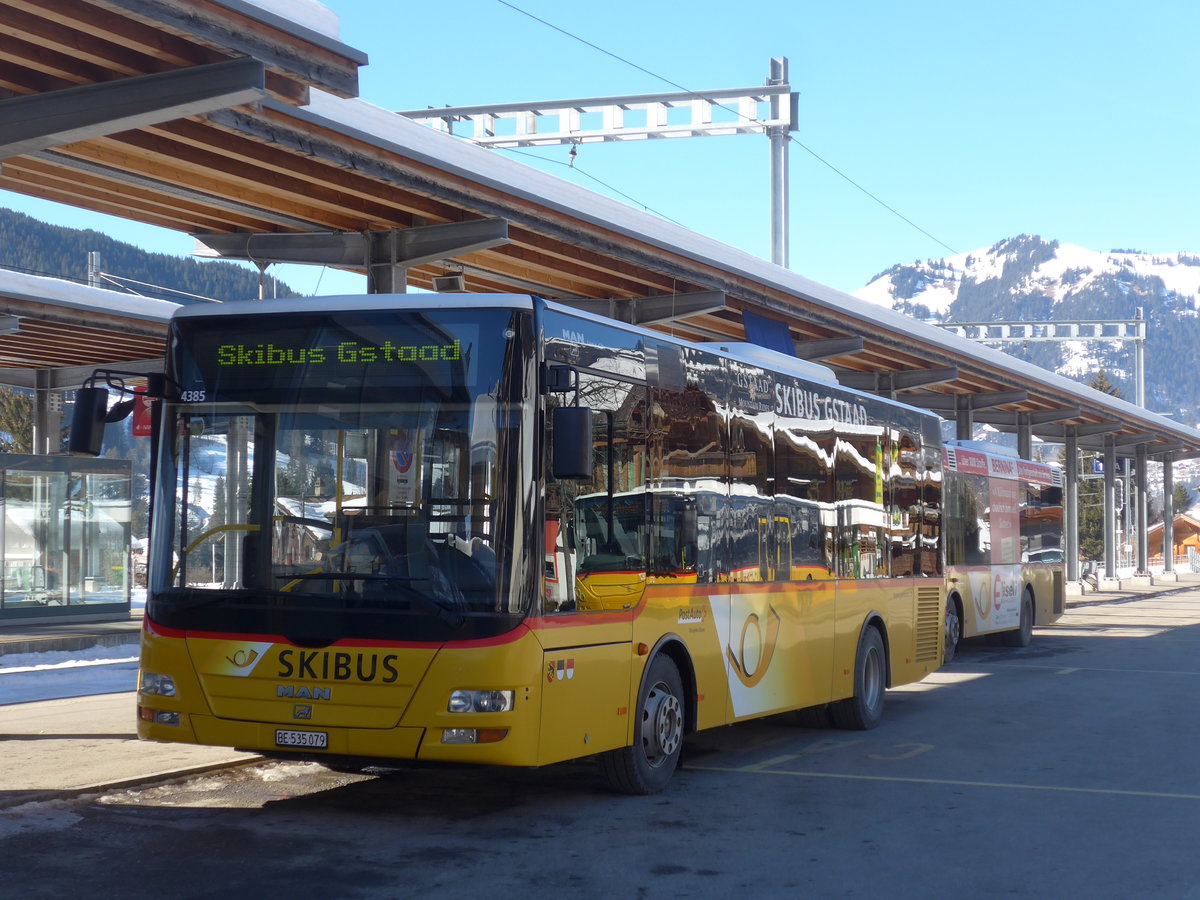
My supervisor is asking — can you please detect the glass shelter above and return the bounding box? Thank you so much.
[0,454,132,622]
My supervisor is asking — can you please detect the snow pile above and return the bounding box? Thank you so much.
[0,643,139,705]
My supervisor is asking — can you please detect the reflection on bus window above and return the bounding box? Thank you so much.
[543,374,647,613]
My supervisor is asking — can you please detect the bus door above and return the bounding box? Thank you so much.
[725,375,807,721]
[538,373,643,763]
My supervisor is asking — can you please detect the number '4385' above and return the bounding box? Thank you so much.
[181,390,207,402]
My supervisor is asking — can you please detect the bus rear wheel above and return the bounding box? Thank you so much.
[1003,590,1034,648]
[598,654,685,795]
[831,626,886,730]
[944,596,961,665]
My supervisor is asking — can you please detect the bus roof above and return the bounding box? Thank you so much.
[168,292,941,426]
[169,293,537,319]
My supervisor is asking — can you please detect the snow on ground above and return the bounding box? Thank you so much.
[0,590,145,705]
[0,644,139,705]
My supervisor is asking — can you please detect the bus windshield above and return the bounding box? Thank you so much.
[149,307,534,643]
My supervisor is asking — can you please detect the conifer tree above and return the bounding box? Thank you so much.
[1077,372,1123,561]
[0,387,33,453]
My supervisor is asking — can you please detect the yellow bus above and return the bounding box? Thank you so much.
[942,440,1066,660]
[115,294,947,793]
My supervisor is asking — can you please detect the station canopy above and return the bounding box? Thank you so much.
[0,0,1196,457]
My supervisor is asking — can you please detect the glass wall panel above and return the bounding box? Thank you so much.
[0,454,131,620]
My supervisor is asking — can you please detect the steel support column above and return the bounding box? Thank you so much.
[956,395,973,442]
[32,369,60,456]
[1162,452,1175,573]
[1065,428,1080,582]
[768,57,790,268]
[1104,438,1117,579]
[1016,411,1032,460]
[1135,443,1149,574]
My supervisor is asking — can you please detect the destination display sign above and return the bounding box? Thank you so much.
[171,311,492,402]
[213,338,464,368]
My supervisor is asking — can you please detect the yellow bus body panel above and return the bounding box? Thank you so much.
[138,575,941,768]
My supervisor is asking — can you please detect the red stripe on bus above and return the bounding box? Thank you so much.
[144,615,534,650]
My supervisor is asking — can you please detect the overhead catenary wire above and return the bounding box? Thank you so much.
[508,147,686,226]
[496,0,957,256]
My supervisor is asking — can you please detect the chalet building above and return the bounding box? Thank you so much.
[1148,510,1200,567]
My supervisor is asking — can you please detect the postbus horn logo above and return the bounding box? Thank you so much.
[726,606,782,688]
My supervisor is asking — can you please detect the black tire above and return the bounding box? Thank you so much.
[1002,590,1034,648]
[598,654,685,794]
[831,626,886,730]
[944,596,961,665]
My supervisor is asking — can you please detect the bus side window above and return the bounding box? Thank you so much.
[649,499,698,577]
[648,357,724,586]
[727,360,773,583]
[835,433,888,579]
[920,444,942,577]
[543,374,647,614]
[890,432,921,577]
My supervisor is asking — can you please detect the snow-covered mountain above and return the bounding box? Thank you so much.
[854,235,1200,422]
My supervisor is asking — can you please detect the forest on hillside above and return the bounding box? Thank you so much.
[0,206,296,303]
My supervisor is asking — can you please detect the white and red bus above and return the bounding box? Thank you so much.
[942,440,1065,660]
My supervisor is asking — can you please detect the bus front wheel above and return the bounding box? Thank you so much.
[831,626,886,730]
[598,654,685,795]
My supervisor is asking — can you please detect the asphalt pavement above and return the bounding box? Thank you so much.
[0,610,256,809]
[2,574,1197,811]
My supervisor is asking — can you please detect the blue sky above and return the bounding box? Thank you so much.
[4,0,1199,297]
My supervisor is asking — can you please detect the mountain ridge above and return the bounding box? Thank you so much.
[853,234,1200,422]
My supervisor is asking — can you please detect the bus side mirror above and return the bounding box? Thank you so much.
[68,370,165,457]
[552,407,593,480]
[67,386,110,456]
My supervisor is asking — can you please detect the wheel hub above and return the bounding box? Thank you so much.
[642,682,683,766]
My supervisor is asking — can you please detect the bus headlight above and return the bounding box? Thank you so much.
[141,672,176,697]
[447,689,514,713]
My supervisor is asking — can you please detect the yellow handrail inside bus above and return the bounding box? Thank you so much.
[169,522,259,583]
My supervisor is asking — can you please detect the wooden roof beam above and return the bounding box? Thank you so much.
[0,36,113,90]
[3,155,283,233]
[1033,422,1122,441]
[904,389,1029,413]
[974,407,1084,430]
[1077,431,1160,452]
[11,148,326,230]
[836,366,959,393]
[87,0,367,98]
[6,0,203,68]
[559,291,728,326]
